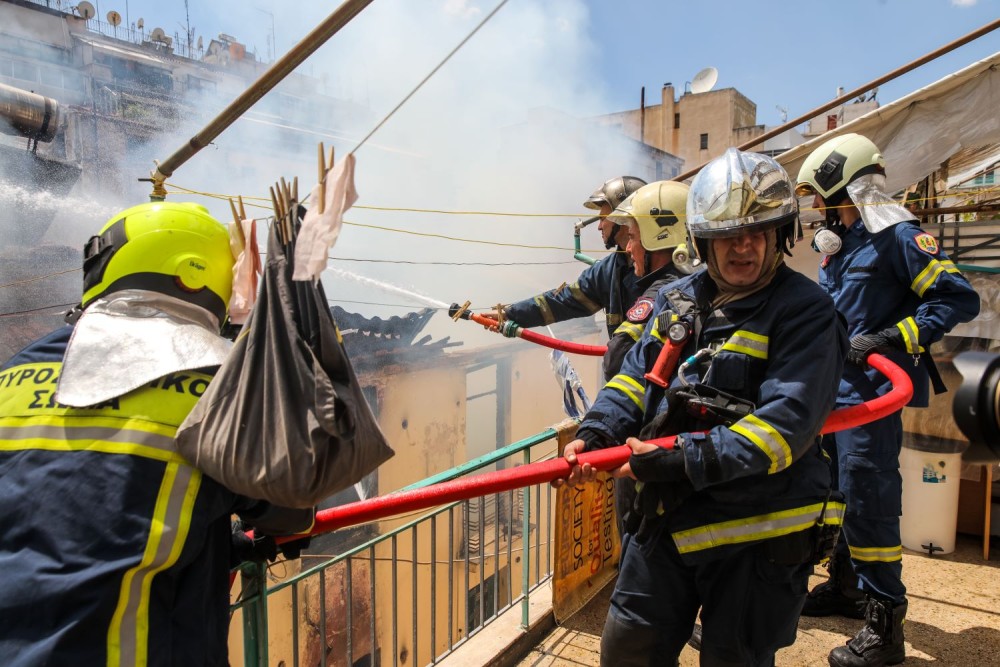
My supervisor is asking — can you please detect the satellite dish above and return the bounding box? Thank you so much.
[76,1,96,20]
[107,10,121,27]
[150,27,166,43]
[690,66,719,95]
[137,17,144,30]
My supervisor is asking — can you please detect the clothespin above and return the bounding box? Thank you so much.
[451,300,471,321]
[494,302,506,327]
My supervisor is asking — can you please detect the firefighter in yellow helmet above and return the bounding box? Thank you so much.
[796,134,979,667]
[0,202,313,665]
[493,176,647,346]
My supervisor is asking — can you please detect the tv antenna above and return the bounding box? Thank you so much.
[76,1,96,20]
[690,66,719,94]
[776,105,787,123]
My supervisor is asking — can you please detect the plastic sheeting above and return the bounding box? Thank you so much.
[778,51,1000,194]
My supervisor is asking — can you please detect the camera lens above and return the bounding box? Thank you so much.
[952,351,1000,463]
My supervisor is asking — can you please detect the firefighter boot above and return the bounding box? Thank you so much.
[687,623,702,651]
[828,597,907,667]
[801,552,865,619]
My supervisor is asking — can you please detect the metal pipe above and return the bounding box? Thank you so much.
[673,17,1000,183]
[148,0,375,198]
[573,215,600,265]
[0,82,60,142]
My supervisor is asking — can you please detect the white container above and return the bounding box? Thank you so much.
[899,434,967,555]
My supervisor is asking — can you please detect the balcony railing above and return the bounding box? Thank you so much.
[230,425,569,667]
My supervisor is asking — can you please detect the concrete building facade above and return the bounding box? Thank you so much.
[591,84,765,171]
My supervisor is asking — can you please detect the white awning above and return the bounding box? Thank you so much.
[777,51,1000,193]
[73,34,171,69]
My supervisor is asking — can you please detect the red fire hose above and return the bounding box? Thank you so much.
[457,308,608,356]
[281,353,911,542]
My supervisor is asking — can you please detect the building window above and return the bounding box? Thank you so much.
[674,112,680,129]
[827,115,838,131]
[973,172,996,186]
[699,133,708,150]
[655,161,663,180]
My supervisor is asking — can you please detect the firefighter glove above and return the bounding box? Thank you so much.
[628,447,688,483]
[278,536,311,560]
[847,327,903,367]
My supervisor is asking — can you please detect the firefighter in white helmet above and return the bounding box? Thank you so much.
[796,133,979,667]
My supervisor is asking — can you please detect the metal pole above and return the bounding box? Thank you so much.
[673,17,1000,183]
[147,0,375,198]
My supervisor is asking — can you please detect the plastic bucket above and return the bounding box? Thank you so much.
[899,433,968,555]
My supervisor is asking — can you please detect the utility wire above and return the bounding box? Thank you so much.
[349,0,510,155]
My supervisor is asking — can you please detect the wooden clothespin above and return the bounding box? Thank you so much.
[556,282,568,293]
[494,302,506,327]
[451,300,471,321]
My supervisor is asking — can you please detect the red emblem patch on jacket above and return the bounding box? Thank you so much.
[914,233,939,255]
[627,298,654,323]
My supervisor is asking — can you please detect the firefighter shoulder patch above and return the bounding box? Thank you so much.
[627,298,654,323]
[914,233,939,255]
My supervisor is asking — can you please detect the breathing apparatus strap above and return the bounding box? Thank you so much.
[641,289,705,430]
[922,350,948,395]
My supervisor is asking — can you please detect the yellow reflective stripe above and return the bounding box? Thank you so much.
[720,330,768,360]
[606,373,645,409]
[673,501,845,554]
[650,325,665,343]
[614,321,645,342]
[0,416,188,463]
[730,414,792,474]
[108,463,201,666]
[910,259,959,297]
[532,295,556,325]
[895,317,923,354]
[848,544,903,563]
[568,282,602,314]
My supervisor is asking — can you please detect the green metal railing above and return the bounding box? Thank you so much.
[232,427,565,667]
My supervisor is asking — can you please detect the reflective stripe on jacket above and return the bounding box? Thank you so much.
[819,220,979,407]
[579,266,848,564]
[0,326,307,667]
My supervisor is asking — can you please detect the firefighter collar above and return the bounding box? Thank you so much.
[56,290,232,407]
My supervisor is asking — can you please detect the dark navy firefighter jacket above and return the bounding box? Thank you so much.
[819,219,979,408]
[0,327,314,666]
[577,265,848,564]
[505,251,641,338]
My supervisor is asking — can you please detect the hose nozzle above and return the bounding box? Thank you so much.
[449,301,472,321]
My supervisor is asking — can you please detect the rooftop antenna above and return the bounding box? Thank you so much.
[690,66,718,94]
[776,104,787,123]
[76,1,96,20]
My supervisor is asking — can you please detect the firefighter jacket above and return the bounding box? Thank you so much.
[0,326,314,667]
[602,263,685,382]
[505,251,641,338]
[819,220,979,408]
[578,265,848,565]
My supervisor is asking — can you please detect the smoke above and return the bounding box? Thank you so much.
[1,0,655,351]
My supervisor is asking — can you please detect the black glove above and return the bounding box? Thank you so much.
[847,327,904,367]
[628,447,687,483]
[575,425,615,452]
[230,520,278,567]
[278,536,311,560]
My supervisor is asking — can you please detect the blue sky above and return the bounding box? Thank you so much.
[109,0,999,127]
